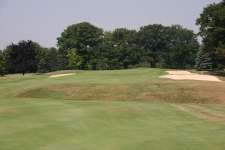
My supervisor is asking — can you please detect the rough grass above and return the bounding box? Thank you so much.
[0,68,225,150]
[18,72,225,103]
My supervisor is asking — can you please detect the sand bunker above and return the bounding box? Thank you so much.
[160,71,222,82]
[49,73,75,78]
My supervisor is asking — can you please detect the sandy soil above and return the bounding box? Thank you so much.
[160,71,222,82]
[49,73,75,78]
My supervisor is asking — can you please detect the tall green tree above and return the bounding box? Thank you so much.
[138,24,169,67]
[111,28,140,68]
[196,0,225,70]
[138,24,198,68]
[162,25,199,69]
[4,40,39,75]
[57,22,104,69]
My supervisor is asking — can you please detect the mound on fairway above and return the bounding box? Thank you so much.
[18,69,225,103]
[0,68,225,150]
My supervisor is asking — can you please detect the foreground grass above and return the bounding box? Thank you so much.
[1,99,225,150]
[0,68,225,150]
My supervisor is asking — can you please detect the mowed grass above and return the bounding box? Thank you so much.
[0,68,225,150]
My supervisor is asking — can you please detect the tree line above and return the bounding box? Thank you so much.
[0,23,199,75]
[0,0,224,76]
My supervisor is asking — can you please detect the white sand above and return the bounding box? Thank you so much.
[49,73,75,78]
[160,71,222,82]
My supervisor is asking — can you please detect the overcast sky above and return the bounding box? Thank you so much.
[0,0,221,49]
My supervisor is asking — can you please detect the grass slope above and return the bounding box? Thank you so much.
[0,68,225,150]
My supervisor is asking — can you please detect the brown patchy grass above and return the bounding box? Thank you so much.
[18,79,225,104]
[0,107,21,116]
[196,82,225,103]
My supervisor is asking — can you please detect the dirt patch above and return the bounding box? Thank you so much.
[49,73,75,78]
[160,71,222,82]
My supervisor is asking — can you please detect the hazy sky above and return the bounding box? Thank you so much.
[0,0,221,49]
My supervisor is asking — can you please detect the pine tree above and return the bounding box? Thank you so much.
[195,49,214,71]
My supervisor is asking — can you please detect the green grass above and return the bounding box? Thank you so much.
[0,68,225,150]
